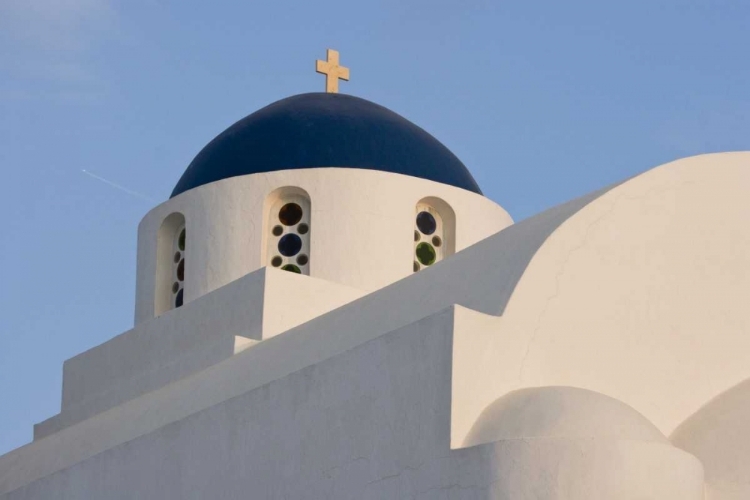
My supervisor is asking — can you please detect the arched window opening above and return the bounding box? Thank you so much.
[156,212,186,315]
[413,197,455,273]
[264,187,311,275]
[172,225,186,308]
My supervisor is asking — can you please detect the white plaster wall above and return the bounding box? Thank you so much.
[1,309,456,498]
[78,152,750,448]
[0,308,701,499]
[5,153,747,497]
[671,377,750,499]
[468,439,703,499]
[37,268,362,439]
[452,152,750,437]
[134,168,512,324]
[261,268,365,340]
[457,387,703,495]
[463,386,668,447]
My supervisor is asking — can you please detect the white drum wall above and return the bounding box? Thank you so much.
[134,168,512,324]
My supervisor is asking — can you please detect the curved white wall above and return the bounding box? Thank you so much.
[134,168,512,324]
[671,377,750,499]
[476,438,704,499]
[451,152,750,438]
[463,387,703,499]
[463,386,667,447]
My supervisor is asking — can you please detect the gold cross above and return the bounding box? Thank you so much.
[316,49,350,93]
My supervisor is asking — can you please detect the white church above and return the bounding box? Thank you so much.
[1,50,749,499]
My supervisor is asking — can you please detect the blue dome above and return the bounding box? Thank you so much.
[171,93,482,198]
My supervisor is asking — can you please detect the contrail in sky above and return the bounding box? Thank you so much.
[81,170,156,202]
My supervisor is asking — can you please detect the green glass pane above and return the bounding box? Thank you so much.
[281,264,301,274]
[416,242,436,266]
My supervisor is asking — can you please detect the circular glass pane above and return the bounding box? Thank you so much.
[272,225,283,237]
[175,289,184,308]
[413,261,420,272]
[414,230,420,242]
[281,264,301,274]
[432,236,442,247]
[416,211,437,235]
[172,282,180,294]
[177,259,185,281]
[174,251,181,263]
[416,242,437,266]
[297,254,309,266]
[271,256,283,267]
[178,229,186,251]
[278,234,302,257]
[279,203,303,226]
[298,223,309,235]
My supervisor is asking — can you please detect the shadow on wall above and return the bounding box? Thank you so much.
[671,377,750,498]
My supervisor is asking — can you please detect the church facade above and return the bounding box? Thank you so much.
[1,54,749,499]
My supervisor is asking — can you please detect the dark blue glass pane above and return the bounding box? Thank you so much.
[278,234,302,257]
[416,211,437,235]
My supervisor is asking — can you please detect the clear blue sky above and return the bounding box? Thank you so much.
[0,0,748,456]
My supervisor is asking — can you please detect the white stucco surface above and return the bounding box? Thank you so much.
[2,152,749,498]
[467,152,750,436]
[671,377,750,499]
[134,167,512,324]
[0,309,703,499]
[35,268,363,439]
[463,386,667,447]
